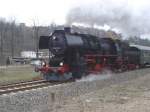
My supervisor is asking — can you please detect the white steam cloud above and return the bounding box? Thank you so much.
[66,0,150,37]
[77,70,112,82]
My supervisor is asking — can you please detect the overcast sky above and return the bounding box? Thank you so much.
[0,0,78,25]
[0,0,150,35]
[0,0,149,27]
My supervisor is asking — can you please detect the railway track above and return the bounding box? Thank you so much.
[0,80,57,95]
[0,79,75,95]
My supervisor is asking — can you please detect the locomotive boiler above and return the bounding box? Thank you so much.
[37,27,150,81]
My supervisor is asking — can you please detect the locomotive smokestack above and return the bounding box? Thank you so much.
[64,27,71,34]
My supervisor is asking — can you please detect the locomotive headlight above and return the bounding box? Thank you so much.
[52,36,57,40]
[42,61,46,66]
[60,62,63,66]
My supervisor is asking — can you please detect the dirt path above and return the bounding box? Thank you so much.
[54,70,150,112]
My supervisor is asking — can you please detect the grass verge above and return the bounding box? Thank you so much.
[0,65,41,84]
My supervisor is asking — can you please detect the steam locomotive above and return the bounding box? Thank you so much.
[38,27,150,81]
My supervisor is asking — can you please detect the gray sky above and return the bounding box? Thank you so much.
[0,0,150,38]
[0,0,149,25]
[0,0,79,25]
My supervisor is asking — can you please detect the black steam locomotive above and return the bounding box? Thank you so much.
[38,27,150,81]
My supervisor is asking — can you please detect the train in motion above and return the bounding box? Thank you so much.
[37,27,150,81]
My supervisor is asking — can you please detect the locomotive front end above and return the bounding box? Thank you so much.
[38,28,84,81]
[38,29,69,81]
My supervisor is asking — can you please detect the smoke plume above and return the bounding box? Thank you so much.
[66,0,150,37]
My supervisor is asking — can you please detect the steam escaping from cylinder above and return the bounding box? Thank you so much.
[66,0,150,37]
[76,70,112,82]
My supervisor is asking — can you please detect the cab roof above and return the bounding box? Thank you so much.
[130,44,150,51]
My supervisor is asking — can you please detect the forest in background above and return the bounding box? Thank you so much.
[0,18,150,65]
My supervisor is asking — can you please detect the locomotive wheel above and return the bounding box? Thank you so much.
[135,65,140,69]
[72,71,82,79]
[120,64,128,72]
[72,63,87,79]
[72,55,87,79]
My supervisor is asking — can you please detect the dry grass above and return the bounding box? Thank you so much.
[0,65,41,84]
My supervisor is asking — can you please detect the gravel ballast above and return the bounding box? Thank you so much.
[0,68,150,112]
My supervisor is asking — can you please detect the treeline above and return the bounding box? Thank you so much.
[0,19,150,65]
[0,19,55,64]
[125,36,150,46]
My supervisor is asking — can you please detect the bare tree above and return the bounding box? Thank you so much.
[0,18,8,56]
[0,19,5,56]
[32,20,40,58]
[10,19,16,57]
